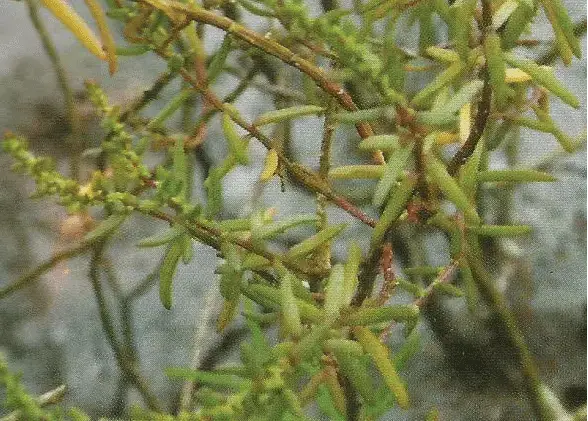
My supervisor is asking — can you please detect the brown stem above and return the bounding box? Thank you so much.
[141,0,380,149]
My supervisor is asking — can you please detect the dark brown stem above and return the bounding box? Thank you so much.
[446,0,493,176]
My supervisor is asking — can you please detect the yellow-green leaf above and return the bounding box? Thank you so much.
[40,0,106,60]
[254,106,325,126]
[329,165,385,180]
[503,53,579,108]
[353,326,410,409]
[285,224,347,260]
[159,237,185,310]
[425,155,480,225]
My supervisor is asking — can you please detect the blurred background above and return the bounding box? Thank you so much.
[0,1,585,419]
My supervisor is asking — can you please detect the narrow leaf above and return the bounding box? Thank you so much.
[222,112,249,165]
[353,326,410,409]
[147,89,193,129]
[484,32,511,110]
[358,135,400,151]
[329,165,385,180]
[285,224,347,260]
[372,175,417,246]
[324,264,346,323]
[468,225,532,236]
[343,242,362,306]
[159,237,185,309]
[425,155,480,225]
[40,0,106,60]
[280,272,303,338]
[331,344,376,404]
[439,80,484,115]
[411,61,464,107]
[84,0,117,74]
[373,144,414,207]
[84,213,127,242]
[503,53,579,108]
[254,106,325,126]
[332,107,395,123]
[207,35,232,83]
[477,169,556,183]
[253,214,318,240]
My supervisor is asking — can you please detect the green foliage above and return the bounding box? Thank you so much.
[1,0,585,420]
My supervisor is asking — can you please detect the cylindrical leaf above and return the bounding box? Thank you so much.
[353,326,410,409]
[467,225,532,236]
[373,144,414,207]
[40,0,106,60]
[280,272,303,338]
[371,175,417,246]
[285,224,347,260]
[425,155,480,225]
[343,305,419,326]
[222,112,249,165]
[159,237,185,310]
[207,35,232,83]
[324,264,346,323]
[254,106,325,126]
[358,135,400,151]
[329,165,385,180]
[477,169,556,183]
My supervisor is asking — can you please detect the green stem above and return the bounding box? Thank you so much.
[25,0,81,179]
[142,0,377,140]
[0,241,93,299]
[465,238,546,420]
[89,243,162,412]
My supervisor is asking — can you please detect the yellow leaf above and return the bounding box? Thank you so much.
[84,0,117,74]
[260,149,278,181]
[40,0,106,60]
[505,68,532,83]
[459,103,471,144]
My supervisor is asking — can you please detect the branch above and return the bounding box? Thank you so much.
[141,0,381,148]
[446,0,493,176]
[0,385,67,421]
[25,0,81,179]
[0,241,93,299]
[89,243,162,412]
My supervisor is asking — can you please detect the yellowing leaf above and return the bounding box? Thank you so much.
[260,149,278,181]
[505,68,532,83]
[40,0,106,60]
[84,0,117,74]
[459,103,471,144]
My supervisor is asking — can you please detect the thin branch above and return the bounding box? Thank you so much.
[0,241,93,299]
[141,0,381,148]
[174,68,377,228]
[0,385,67,421]
[446,0,493,176]
[25,0,81,179]
[89,243,162,412]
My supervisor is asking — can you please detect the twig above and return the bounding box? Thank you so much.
[446,0,493,176]
[174,68,377,228]
[0,385,67,421]
[141,0,381,148]
[178,282,221,412]
[89,243,162,412]
[0,241,93,299]
[25,0,81,179]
